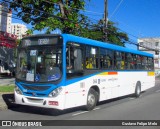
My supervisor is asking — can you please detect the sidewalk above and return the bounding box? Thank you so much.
[0,93,16,110]
[0,77,16,110]
[0,78,15,86]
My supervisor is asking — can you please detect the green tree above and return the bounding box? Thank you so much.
[9,0,88,34]
[81,20,129,46]
[107,21,129,46]
[9,0,128,46]
[81,19,104,41]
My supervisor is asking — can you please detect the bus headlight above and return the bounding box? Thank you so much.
[48,87,63,97]
[15,85,22,95]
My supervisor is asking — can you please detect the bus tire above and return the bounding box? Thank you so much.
[135,83,141,98]
[85,88,98,111]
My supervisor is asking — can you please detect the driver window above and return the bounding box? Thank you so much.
[66,46,74,70]
[66,43,84,78]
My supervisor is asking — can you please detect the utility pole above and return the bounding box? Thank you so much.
[104,0,108,42]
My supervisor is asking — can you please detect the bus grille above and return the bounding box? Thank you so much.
[21,85,51,91]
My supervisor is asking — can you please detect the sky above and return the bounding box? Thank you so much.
[12,0,160,49]
[84,0,160,49]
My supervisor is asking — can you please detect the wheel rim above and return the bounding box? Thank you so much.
[137,86,141,95]
[87,93,96,107]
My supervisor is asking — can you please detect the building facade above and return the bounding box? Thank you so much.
[11,23,28,39]
[138,38,160,75]
[0,2,11,32]
[6,9,12,33]
[0,2,17,74]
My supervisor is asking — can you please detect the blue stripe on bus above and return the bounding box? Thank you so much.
[62,34,153,58]
[65,72,100,86]
[15,81,65,97]
[16,70,154,96]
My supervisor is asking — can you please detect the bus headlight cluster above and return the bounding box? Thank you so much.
[48,87,63,97]
[15,85,22,95]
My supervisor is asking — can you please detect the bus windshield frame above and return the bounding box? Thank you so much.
[16,44,63,83]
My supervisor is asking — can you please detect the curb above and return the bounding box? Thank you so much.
[0,93,18,110]
[0,94,8,110]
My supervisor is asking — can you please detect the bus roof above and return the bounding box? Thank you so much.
[62,34,153,58]
[22,34,153,58]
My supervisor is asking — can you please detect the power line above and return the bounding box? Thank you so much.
[2,0,159,53]
[42,0,104,15]
[3,0,95,28]
[111,17,141,35]
[109,0,124,19]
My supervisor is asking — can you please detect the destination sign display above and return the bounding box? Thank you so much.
[20,36,59,47]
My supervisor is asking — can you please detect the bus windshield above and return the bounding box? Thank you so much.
[16,46,62,82]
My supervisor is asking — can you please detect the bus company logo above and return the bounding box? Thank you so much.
[32,92,37,96]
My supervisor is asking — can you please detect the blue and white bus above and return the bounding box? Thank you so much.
[15,34,155,110]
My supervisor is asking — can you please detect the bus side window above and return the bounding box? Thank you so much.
[100,48,105,69]
[142,56,147,70]
[86,57,93,69]
[66,43,84,79]
[132,54,136,69]
[125,53,133,70]
[105,55,111,69]
[100,48,113,69]
[148,57,153,70]
[74,49,83,70]
[66,46,74,70]
[115,51,122,70]
[85,46,98,69]
[136,55,142,70]
[121,52,125,70]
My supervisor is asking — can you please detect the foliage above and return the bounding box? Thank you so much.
[80,19,104,41]
[9,0,128,46]
[79,20,129,46]
[9,0,88,34]
[107,21,129,46]
[0,85,14,93]
[16,39,21,46]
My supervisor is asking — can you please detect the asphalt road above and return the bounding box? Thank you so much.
[0,80,160,129]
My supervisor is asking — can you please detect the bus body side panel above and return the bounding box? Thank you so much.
[118,71,155,97]
[63,71,155,109]
[64,81,89,109]
[14,72,155,110]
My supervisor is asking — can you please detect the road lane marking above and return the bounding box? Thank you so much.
[72,111,88,116]
[129,97,135,100]
[93,107,100,110]
[72,107,100,116]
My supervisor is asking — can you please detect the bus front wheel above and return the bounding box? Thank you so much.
[85,88,98,111]
[135,83,141,98]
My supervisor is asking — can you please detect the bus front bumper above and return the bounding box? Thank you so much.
[14,91,65,110]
